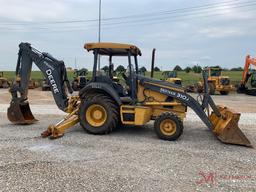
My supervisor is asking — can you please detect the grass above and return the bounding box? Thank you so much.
[145,71,242,86]
[1,70,242,86]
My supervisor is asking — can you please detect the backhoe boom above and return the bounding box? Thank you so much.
[8,42,73,124]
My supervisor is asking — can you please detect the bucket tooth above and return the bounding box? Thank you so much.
[209,106,252,147]
[7,100,37,124]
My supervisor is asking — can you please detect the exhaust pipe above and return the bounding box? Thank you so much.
[151,48,156,78]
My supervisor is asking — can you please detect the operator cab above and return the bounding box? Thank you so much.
[84,42,141,100]
[208,67,222,77]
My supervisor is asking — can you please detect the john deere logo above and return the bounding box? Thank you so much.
[160,88,189,102]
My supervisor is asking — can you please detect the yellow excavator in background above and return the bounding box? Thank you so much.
[7,42,251,147]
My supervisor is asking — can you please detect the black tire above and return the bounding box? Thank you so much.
[79,93,119,134]
[154,112,183,141]
[209,83,215,95]
[220,91,229,95]
[245,89,256,96]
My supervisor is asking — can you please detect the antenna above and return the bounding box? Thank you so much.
[98,0,102,70]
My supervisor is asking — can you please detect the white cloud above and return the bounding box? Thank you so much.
[0,0,256,70]
[198,27,244,38]
[0,0,68,21]
[200,56,212,61]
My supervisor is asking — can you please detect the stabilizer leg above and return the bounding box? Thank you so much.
[41,109,79,139]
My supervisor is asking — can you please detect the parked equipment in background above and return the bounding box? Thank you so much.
[198,67,233,95]
[15,75,37,89]
[237,55,256,96]
[42,78,51,91]
[0,72,10,88]
[71,69,88,91]
[161,71,182,85]
[7,42,251,147]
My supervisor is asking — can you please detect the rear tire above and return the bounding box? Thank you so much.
[79,94,119,134]
[154,112,183,141]
[220,91,229,95]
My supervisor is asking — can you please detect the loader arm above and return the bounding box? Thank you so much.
[8,42,73,124]
[138,74,216,130]
[138,72,251,147]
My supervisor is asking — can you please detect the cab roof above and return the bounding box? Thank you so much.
[84,42,142,56]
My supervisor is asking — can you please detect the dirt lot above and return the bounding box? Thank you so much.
[0,89,256,192]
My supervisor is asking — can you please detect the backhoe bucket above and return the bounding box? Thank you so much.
[209,106,252,147]
[7,100,37,124]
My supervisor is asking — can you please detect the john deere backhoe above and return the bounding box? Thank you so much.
[7,42,251,147]
[237,55,256,96]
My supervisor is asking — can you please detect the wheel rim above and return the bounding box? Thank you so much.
[160,119,177,136]
[86,104,107,127]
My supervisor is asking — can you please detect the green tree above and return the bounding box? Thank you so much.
[173,65,182,71]
[230,67,243,71]
[184,67,191,73]
[139,66,147,73]
[80,68,88,73]
[192,65,202,73]
[116,65,125,72]
[101,65,109,72]
[154,66,161,71]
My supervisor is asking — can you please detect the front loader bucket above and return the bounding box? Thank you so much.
[209,106,252,147]
[7,100,37,124]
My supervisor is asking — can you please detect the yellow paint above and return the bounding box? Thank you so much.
[160,119,177,136]
[86,104,107,127]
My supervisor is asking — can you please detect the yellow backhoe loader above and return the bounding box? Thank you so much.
[7,42,251,147]
[161,71,182,85]
[15,75,38,89]
[198,67,234,95]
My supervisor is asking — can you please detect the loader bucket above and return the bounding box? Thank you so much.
[7,100,37,124]
[209,106,252,147]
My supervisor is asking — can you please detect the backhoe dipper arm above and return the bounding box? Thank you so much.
[11,42,72,112]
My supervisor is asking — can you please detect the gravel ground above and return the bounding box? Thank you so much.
[0,89,256,191]
[0,112,256,192]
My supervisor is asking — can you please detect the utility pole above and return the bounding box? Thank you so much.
[98,0,102,70]
[74,57,77,70]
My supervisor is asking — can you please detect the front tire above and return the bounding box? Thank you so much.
[79,94,119,134]
[154,112,183,141]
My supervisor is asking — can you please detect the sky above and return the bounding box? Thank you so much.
[0,0,255,71]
